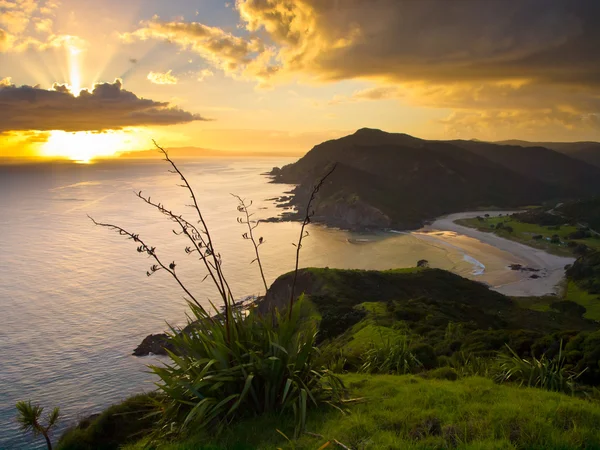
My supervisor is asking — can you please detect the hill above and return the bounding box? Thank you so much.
[259,268,599,376]
[60,267,600,450]
[115,375,600,450]
[270,129,600,230]
[498,140,600,168]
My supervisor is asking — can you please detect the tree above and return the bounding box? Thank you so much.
[15,401,60,450]
[417,259,430,268]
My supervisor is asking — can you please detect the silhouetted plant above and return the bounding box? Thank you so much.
[15,401,60,450]
[289,164,337,318]
[90,142,343,440]
[232,194,268,294]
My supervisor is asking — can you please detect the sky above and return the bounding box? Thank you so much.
[1,0,600,160]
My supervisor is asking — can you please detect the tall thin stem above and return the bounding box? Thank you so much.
[152,141,232,342]
[88,216,205,311]
[289,164,337,318]
[232,194,269,295]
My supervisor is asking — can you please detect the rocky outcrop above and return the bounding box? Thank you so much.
[133,333,172,356]
[312,198,392,230]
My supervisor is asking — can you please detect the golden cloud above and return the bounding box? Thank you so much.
[0,0,83,52]
[0,79,206,132]
[121,17,276,82]
[147,70,178,85]
[120,0,600,136]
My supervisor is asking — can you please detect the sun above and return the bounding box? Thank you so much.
[41,130,144,163]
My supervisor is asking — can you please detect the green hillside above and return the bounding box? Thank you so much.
[58,267,600,449]
[123,375,600,450]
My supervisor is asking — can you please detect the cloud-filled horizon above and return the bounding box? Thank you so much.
[2,0,600,160]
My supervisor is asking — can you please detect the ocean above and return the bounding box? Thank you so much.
[0,157,505,449]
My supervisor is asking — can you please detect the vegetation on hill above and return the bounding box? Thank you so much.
[457,208,600,257]
[63,375,600,450]
[270,129,600,230]
[498,140,600,169]
[58,266,600,449]
[132,374,600,450]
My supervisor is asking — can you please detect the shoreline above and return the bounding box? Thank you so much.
[420,211,575,297]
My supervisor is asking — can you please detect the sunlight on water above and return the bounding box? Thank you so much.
[0,158,511,448]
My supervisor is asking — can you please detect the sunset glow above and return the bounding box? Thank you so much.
[41,130,144,163]
[1,0,600,160]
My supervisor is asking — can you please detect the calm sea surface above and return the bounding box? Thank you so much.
[1,158,496,449]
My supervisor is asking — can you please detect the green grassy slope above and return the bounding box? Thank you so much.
[124,374,600,450]
[260,267,597,369]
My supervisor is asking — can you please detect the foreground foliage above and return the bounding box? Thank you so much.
[152,298,343,440]
[124,374,600,450]
[495,342,586,395]
[16,401,60,450]
[57,395,157,450]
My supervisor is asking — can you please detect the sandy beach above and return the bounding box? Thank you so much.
[418,211,575,297]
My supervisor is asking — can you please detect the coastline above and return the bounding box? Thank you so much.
[419,211,575,297]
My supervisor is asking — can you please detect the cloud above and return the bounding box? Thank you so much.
[0,79,206,132]
[147,70,178,85]
[197,69,214,82]
[121,16,277,83]
[0,76,11,86]
[328,86,404,105]
[0,0,85,52]
[119,0,600,136]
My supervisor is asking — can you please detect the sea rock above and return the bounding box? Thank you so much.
[508,264,540,273]
[133,333,172,356]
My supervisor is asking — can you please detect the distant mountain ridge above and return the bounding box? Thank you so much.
[497,140,600,168]
[269,129,600,230]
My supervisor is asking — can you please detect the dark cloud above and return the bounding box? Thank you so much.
[129,58,138,64]
[0,79,205,132]
[237,0,599,86]
[122,0,600,136]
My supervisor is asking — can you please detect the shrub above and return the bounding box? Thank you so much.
[151,298,343,439]
[421,367,458,381]
[57,394,156,450]
[409,343,438,369]
[359,337,422,375]
[495,342,586,395]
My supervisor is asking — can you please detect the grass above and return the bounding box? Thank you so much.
[565,281,600,321]
[512,296,554,312]
[123,374,600,450]
[57,394,158,450]
[456,215,600,257]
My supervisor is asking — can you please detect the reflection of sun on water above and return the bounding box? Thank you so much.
[41,130,143,163]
